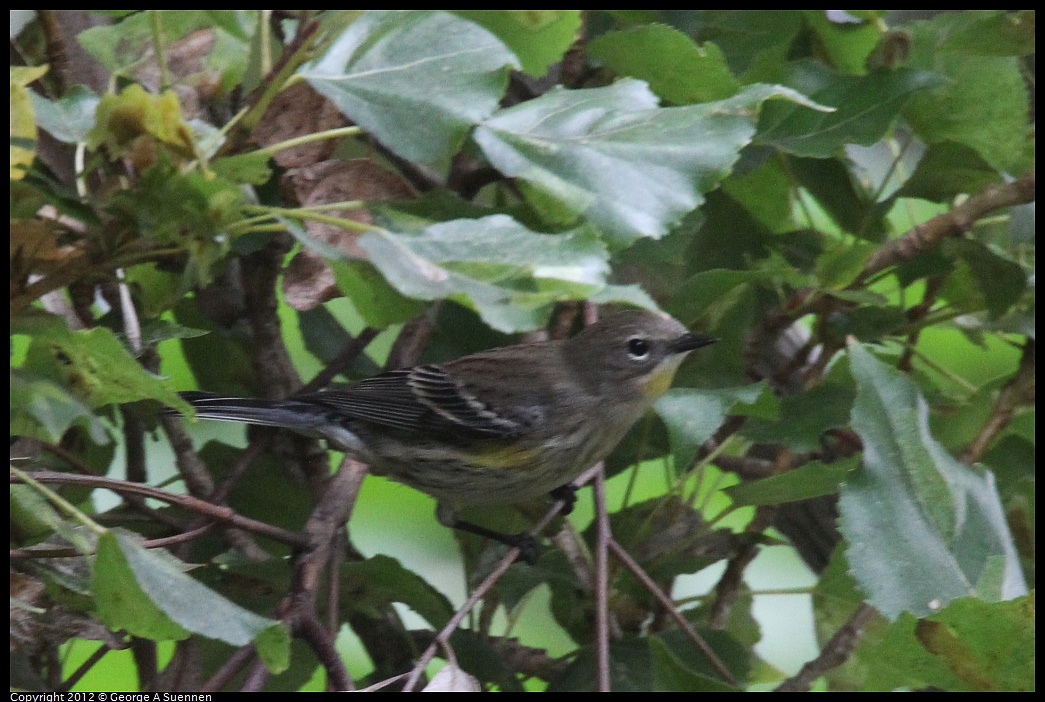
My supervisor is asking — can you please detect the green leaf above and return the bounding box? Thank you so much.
[825,305,908,341]
[939,239,1028,320]
[898,141,1004,203]
[331,260,427,329]
[932,10,1036,58]
[655,383,775,472]
[357,215,610,332]
[742,359,855,452]
[649,635,736,691]
[296,305,380,375]
[476,80,825,247]
[11,66,48,179]
[93,530,290,671]
[724,457,858,507]
[172,298,258,397]
[667,268,769,332]
[850,594,1034,691]
[339,555,455,629]
[589,283,659,311]
[445,630,525,691]
[814,239,877,289]
[107,161,245,246]
[210,151,273,185]
[548,640,651,691]
[86,85,196,159]
[588,25,739,104]
[10,485,94,552]
[803,10,885,75]
[77,11,214,74]
[301,10,519,166]
[93,531,191,642]
[692,10,804,82]
[202,442,313,541]
[758,61,941,158]
[29,85,100,144]
[839,341,1026,620]
[25,326,192,414]
[787,156,889,241]
[914,594,1034,692]
[904,14,1030,171]
[452,10,581,76]
[10,368,109,444]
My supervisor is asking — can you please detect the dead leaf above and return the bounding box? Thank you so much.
[251,82,350,168]
[281,159,414,310]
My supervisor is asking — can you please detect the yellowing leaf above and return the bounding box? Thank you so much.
[10,65,49,179]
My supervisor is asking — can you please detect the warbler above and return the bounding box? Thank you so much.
[178,309,716,553]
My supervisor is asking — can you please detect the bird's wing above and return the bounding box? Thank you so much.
[299,366,523,438]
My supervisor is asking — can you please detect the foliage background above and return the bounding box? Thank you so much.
[10,10,1035,692]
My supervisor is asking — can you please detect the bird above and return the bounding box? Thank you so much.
[176,308,717,559]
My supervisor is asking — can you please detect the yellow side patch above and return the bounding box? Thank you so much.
[467,442,540,470]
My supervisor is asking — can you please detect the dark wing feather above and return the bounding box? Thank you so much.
[298,366,522,438]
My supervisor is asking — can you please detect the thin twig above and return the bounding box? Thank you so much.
[776,603,877,692]
[11,471,308,548]
[57,642,115,692]
[960,338,1035,465]
[296,612,354,691]
[402,465,603,692]
[201,644,257,692]
[593,468,612,692]
[298,327,380,394]
[607,540,737,686]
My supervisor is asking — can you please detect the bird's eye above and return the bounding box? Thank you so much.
[627,337,651,359]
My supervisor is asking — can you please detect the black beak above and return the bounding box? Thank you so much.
[673,332,718,353]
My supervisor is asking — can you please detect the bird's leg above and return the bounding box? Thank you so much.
[450,519,541,565]
[436,502,540,564]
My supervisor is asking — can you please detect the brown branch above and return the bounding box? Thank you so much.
[384,309,438,371]
[11,524,215,560]
[239,658,271,692]
[36,11,70,95]
[11,471,308,548]
[707,505,777,629]
[57,642,116,692]
[401,466,600,692]
[592,468,612,693]
[285,456,367,607]
[295,612,354,691]
[159,413,216,497]
[607,539,737,686]
[241,235,302,399]
[898,275,945,372]
[960,338,1035,465]
[275,456,369,687]
[857,171,1036,283]
[298,326,380,394]
[776,603,877,692]
[744,173,1036,389]
[200,643,257,692]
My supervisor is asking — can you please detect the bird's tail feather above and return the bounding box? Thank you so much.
[177,392,330,432]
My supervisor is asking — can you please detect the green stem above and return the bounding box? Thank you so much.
[148,11,171,90]
[253,126,365,157]
[10,466,106,537]
[905,341,979,393]
[243,205,377,233]
[230,23,323,147]
[229,223,290,235]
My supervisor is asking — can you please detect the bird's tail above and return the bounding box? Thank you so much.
[175,391,332,433]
